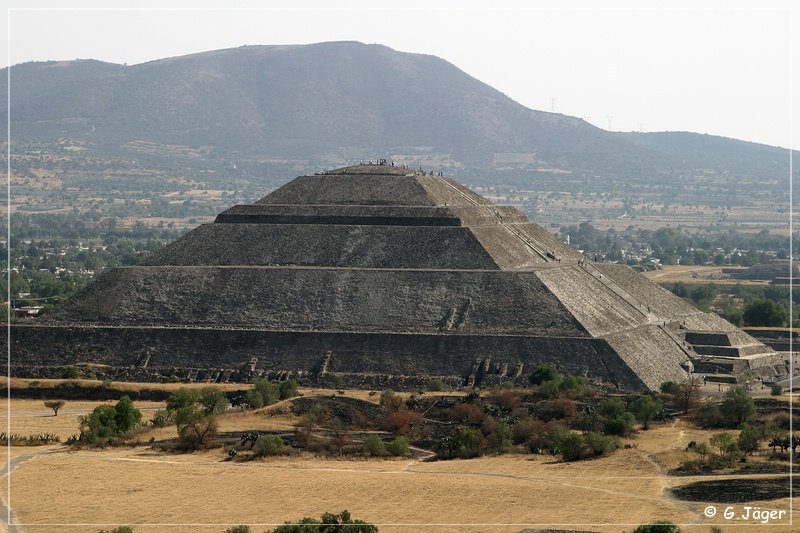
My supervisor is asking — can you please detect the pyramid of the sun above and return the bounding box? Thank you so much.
[9,164,787,390]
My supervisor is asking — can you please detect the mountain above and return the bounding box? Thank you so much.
[2,41,794,190]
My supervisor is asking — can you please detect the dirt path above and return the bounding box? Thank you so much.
[0,445,64,533]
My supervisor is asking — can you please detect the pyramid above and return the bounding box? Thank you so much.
[8,164,787,390]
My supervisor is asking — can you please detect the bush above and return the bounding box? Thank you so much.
[379,389,403,411]
[381,409,421,435]
[447,402,485,424]
[427,378,449,392]
[602,412,636,437]
[279,379,300,400]
[386,436,410,457]
[225,527,251,533]
[627,521,680,533]
[455,428,482,458]
[529,364,559,385]
[79,399,140,444]
[272,510,377,533]
[150,409,174,428]
[737,425,760,455]
[254,435,285,456]
[584,431,619,456]
[114,396,142,434]
[198,386,229,415]
[62,365,80,379]
[96,528,134,533]
[362,434,385,456]
[771,383,783,395]
[556,432,584,461]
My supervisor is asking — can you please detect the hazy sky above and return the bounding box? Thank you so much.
[3,0,796,149]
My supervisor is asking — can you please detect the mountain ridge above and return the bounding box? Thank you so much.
[2,41,794,190]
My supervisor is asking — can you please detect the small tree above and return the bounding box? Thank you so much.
[720,386,755,426]
[114,396,142,434]
[96,527,134,533]
[279,379,300,400]
[692,442,710,463]
[710,432,739,465]
[175,405,217,450]
[771,383,783,396]
[631,395,663,430]
[44,400,65,416]
[225,527,251,533]
[737,425,760,455]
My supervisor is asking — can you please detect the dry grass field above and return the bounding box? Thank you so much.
[0,392,795,533]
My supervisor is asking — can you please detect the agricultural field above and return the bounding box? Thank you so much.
[0,379,796,533]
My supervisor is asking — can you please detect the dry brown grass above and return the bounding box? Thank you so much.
[1,399,794,533]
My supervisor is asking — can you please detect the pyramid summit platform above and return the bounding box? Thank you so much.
[8,163,788,390]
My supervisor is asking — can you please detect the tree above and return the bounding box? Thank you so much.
[225,527,251,533]
[692,442,710,463]
[44,400,65,416]
[720,386,755,426]
[198,386,229,415]
[737,425,760,455]
[96,528,134,533]
[165,388,198,412]
[710,432,739,465]
[279,379,300,400]
[114,396,142,434]
[743,299,787,327]
[661,377,701,414]
[175,405,218,450]
[631,395,663,430]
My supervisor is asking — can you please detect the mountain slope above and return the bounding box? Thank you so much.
[2,41,794,187]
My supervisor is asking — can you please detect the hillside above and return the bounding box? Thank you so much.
[3,41,794,192]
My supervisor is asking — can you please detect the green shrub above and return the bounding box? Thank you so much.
[386,436,410,457]
[62,365,80,379]
[529,364,559,385]
[427,378,449,392]
[584,431,619,456]
[272,510,377,533]
[79,405,119,443]
[224,526,251,533]
[556,432,584,461]
[254,435,285,456]
[362,434,385,456]
[279,379,300,400]
[455,429,481,458]
[114,396,142,434]
[627,520,681,533]
[96,527,134,533]
[602,412,636,436]
[771,383,783,395]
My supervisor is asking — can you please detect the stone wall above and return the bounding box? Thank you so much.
[46,268,588,337]
[5,325,648,390]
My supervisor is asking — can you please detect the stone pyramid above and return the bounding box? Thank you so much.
[9,164,787,390]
